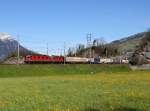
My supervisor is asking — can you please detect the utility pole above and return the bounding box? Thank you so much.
[64,42,66,65]
[75,45,77,57]
[105,48,107,58]
[17,35,20,65]
[46,43,49,55]
[120,51,122,64]
[87,33,92,64]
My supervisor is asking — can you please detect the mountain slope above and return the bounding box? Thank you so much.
[111,32,145,52]
[0,33,36,63]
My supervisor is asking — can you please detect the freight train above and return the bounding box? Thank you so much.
[24,55,100,64]
[24,55,129,64]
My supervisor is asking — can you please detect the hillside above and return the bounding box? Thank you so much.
[111,32,145,52]
[74,32,145,57]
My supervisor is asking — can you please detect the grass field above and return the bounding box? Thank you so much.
[0,64,149,111]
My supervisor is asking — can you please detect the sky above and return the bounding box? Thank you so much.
[0,0,150,55]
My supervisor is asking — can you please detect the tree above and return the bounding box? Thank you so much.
[76,44,85,57]
[140,31,150,52]
[67,48,74,56]
[93,37,106,46]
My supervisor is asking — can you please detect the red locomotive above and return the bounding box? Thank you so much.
[24,55,64,64]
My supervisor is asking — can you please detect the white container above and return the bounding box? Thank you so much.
[66,57,89,63]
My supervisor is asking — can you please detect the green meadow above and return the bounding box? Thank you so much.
[0,64,149,111]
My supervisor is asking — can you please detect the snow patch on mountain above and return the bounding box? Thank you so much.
[0,33,14,41]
